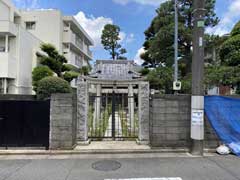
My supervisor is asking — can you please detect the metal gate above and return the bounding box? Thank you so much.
[0,100,50,149]
[88,92,138,140]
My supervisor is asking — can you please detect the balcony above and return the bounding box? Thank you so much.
[0,21,18,36]
[63,30,76,44]
[63,30,85,51]
[0,52,17,78]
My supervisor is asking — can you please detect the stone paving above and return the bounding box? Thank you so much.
[75,141,150,151]
[104,113,123,138]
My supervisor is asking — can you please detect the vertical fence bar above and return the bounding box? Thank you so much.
[112,91,116,139]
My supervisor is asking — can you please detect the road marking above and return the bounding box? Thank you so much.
[105,178,183,180]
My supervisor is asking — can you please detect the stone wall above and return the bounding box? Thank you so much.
[150,94,220,149]
[49,93,77,150]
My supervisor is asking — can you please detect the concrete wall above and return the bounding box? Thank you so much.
[14,27,42,94]
[150,94,220,149]
[21,10,63,53]
[49,93,77,150]
[0,1,10,21]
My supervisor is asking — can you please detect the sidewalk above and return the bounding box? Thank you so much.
[0,141,192,156]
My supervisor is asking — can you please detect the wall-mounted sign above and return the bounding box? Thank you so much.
[197,20,204,27]
[191,110,204,126]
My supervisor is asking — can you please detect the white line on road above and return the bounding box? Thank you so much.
[105,178,183,180]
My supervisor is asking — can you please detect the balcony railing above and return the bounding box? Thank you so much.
[75,37,83,50]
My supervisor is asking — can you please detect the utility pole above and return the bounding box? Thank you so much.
[191,0,205,155]
[174,0,178,82]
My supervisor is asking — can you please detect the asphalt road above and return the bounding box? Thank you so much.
[0,154,239,180]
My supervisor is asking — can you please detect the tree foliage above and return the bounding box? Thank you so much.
[219,34,240,66]
[231,21,240,37]
[146,67,174,94]
[205,65,240,88]
[101,24,127,60]
[32,66,53,91]
[37,77,71,100]
[141,0,219,72]
[36,43,80,83]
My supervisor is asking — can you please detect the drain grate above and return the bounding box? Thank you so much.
[92,160,121,171]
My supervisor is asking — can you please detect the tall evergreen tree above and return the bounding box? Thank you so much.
[141,0,219,75]
[101,24,127,60]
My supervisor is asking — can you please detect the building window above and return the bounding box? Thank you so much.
[75,55,82,67]
[25,21,36,30]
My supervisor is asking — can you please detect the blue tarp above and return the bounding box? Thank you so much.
[205,96,240,156]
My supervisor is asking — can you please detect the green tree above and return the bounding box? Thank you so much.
[204,65,240,89]
[141,0,219,73]
[37,76,72,99]
[231,21,240,37]
[36,43,79,82]
[146,67,174,94]
[32,66,53,91]
[215,20,240,94]
[101,24,127,60]
[219,35,240,66]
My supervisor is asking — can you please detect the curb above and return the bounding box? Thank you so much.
[0,148,217,156]
[0,148,190,156]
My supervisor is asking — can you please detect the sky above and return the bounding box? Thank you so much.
[12,0,240,65]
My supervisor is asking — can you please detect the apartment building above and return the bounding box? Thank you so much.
[0,0,93,94]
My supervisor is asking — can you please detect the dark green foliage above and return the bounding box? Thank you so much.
[37,43,67,77]
[146,67,173,94]
[101,24,127,60]
[219,34,240,66]
[180,74,192,94]
[79,66,91,76]
[231,21,240,37]
[63,71,79,82]
[204,65,240,88]
[32,66,53,91]
[36,43,80,81]
[63,64,80,72]
[141,0,219,71]
[37,77,71,100]
[139,68,150,76]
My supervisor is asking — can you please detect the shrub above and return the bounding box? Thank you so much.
[32,66,53,91]
[80,66,91,75]
[36,76,71,99]
[63,71,79,82]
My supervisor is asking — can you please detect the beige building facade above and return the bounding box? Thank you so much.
[0,0,93,94]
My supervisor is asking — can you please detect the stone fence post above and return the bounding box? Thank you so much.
[77,81,89,144]
[49,94,75,150]
[138,81,150,144]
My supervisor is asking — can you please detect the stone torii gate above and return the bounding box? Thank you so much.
[76,60,150,144]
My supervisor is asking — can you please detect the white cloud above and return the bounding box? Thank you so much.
[113,0,165,6]
[13,0,39,9]
[207,0,240,36]
[74,11,128,49]
[75,11,113,48]
[126,33,135,43]
[119,32,126,42]
[134,47,145,65]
